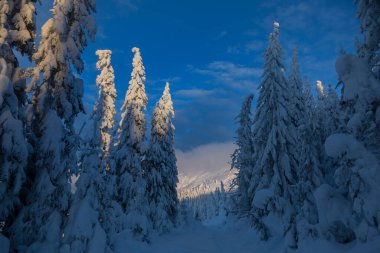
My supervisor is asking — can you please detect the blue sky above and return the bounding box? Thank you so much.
[37,0,360,151]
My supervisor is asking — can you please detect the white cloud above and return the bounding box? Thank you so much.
[216,31,228,40]
[227,45,240,54]
[189,61,260,90]
[175,88,215,97]
[147,76,181,85]
[245,40,264,52]
[113,0,141,10]
[176,142,235,176]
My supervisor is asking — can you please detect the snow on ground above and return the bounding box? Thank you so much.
[119,215,380,253]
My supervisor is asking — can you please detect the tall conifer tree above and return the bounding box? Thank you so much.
[145,82,179,234]
[11,1,96,251]
[231,94,255,212]
[114,47,150,241]
[250,22,299,248]
[0,0,36,237]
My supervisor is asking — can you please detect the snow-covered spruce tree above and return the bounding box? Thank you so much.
[324,84,340,135]
[315,80,326,136]
[0,0,36,108]
[60,119,109,253]
[93,50,117,159]
[59,49,119,253]
[0,0,35,242]
[0,58,28,238]
[313,80,331,175]
[144,82,179,234]
[339,1,380,158]
[313,81,340,183]
[10,1,96,252]
[287,48,304,128]
[324,132,380,243]
[355,0,380,78]
[231,94,254,213]
[297,77,323,234]
[114,47,150,241]
[249,22,299,248]
[288,51,319,228]
[317,2,380,242]
[324,44,380,243]
[91,49,124,246]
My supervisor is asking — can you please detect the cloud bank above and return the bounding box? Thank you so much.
[176,142,235,176]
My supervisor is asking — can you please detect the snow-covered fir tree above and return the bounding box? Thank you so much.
[288,48,304,128]
[231,94,254,213]
[315,80,326,133]
[93,50,117,159]
[0,58,28,236]
[60,49,119,253]
[114,47,150,241]
[297,77,322,232]
[337,10,380,159]
[0,0,35,242]
[324,84,340,135]
[10,1,96,252]
[0,0,36,57]
[355,0,380,78]
[313,80,331,176]
[144,82,179,234]
[0,0,36,108]
[316,80,324,98]
[250,22,299,248]
[326,38,380,243]
[60,132,110,253]
[317,1,380,243]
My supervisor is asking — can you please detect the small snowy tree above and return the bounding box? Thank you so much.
[250,22,299,247]
[114,47,150,241]
[93,50,117,159]
[231,94,254,213]
[144,82,179,234]
[11,1,96,251]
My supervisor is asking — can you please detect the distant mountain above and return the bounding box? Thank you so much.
[175,142,236,199]
[177,167,237,199]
